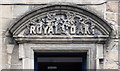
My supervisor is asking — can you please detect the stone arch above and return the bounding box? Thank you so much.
[9,3,113,43]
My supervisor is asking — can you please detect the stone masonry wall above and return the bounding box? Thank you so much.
[0,0,119,70]
[104,1,119,69]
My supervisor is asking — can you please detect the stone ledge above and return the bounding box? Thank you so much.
[14,35,109,44]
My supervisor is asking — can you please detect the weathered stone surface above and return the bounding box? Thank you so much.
[90,4,106,17]
[119,39,120,69]
[104,39,119,69]
[118,9,120,38]
[105,13,118,23]
[106,51,118,61]
[105,12,118,38]
[0,0,119,70]
[10,64,22,69]
[12,5,29,18]
[106,1,119,13]
[1,18,14,33]
[119,26,120,38]
[22,43,96,69]
[11,45,22,69]
[118,2,120,38]
[104,62,118,69]
[1,5,13,18]
[0,5,2,71]
[2,37,8,69]
[6,44,14,54]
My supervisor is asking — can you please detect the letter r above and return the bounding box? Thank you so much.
[30,26,36,34]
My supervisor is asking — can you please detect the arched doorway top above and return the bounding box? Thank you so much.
[9,3,113,43]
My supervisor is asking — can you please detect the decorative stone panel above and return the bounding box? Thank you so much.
[9,3,112,43]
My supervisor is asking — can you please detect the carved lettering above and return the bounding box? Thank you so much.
[84,23,90,35]
[36,25,42,34]
[70,25,76,34]
[48,26,54,34]
[44,26,49,34]
[24,11,97,36]
[30,26,36,34]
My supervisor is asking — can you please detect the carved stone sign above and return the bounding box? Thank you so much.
[24,11,102,36]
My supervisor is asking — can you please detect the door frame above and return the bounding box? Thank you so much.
[19,43,98,69]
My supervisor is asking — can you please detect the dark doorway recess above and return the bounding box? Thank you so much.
[34,52,87,71]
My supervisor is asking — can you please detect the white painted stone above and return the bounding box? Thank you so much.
[97,44,103,59]
[96,44,104,69]
[24,44,34,59]
[22,58,34,69]
[19,44,25,59]
[7,55,12,68]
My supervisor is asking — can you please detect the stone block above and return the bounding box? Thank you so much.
[2,53,8,69]
[90,4,106,17]
[2,38,7,54]
[23,58,34,69]
[7,55,11,65]
[24,46,34,59]
[106,51,118,61]
[1,18,13,32]
[10,64,22,69]
[11,45,21,64]
[105,13,118,38]
[105,13,118,23]
[19,44,25,59]
[106,1,119,13]
[12,5,29,18]
[1,5,13,18]
[6,44,14,54]
[107,40,118,50]
[97,44,103,59]
[104,62,118,69]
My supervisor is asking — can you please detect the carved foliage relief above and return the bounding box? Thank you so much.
[23,10,102,36]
